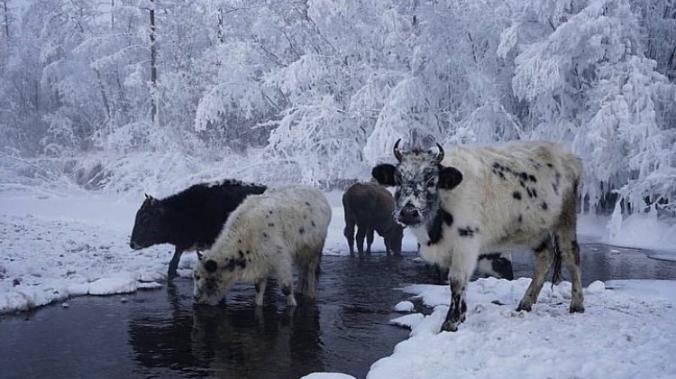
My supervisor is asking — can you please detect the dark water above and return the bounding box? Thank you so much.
[2,244,676,379]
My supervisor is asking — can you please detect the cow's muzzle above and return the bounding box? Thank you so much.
[397,205,422,226]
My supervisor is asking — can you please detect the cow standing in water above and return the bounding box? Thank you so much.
[342,182,403,256]
[130,180,266,278]
[373,140,584,332]
[193,186,331,306]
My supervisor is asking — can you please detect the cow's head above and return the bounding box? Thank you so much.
[372,139,463,227]
[193,252,238,305]
[130,194,167,250]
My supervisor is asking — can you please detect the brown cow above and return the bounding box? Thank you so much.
[342,182,403,255]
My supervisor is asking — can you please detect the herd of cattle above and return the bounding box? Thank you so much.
[130,140,584,332]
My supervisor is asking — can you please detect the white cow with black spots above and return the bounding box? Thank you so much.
[373,140,584,332]
[193,185,331,307]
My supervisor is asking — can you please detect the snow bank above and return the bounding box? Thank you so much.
[301,373,356,379]
[606,206,676,256]
[365,278,676,379]
[0,190,170,314]
[394,300,415,313]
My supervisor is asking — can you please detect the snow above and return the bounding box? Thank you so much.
[301,373,356,379]
[577,212,676,259]
[365,277,676,379]
[606,205,676,255]
[394,300,415,313]
[0,188,172,313]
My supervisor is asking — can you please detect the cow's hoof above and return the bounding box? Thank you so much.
[516,303,532,312]
[440,320,458,332]
[569,304,585,313]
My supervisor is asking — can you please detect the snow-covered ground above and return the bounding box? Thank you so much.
[365,278,676,379]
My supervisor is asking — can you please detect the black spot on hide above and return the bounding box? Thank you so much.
[458,227,477,237]
[513,191,522,200]
[427,208,453,246]
[299,228,305,234]
[311,221,316,227]
[541,202,548,210]
[518,214,523,223]
[205,259,218,273]
[282,285,291,296]
[268,223,274,227]
[238,250,244,258]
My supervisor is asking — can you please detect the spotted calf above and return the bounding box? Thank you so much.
[373,140,584,332]
[193,186,331,307]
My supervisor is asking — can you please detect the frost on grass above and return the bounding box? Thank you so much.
[368,278,676,379]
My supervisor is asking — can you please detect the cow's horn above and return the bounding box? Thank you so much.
[435,143,445,163]
[393,139,403,162]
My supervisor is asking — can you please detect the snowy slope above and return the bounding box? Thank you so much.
[366,278,676,379]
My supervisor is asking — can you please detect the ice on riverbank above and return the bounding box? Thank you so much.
[366,278,676,379]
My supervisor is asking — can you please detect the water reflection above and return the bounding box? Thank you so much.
[128,280,324,378]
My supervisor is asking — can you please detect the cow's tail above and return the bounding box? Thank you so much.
[550,232,563,286]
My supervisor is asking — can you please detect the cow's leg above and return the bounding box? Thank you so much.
[276,259,297,306]
[304,251,321,299]
[366,227,375,254]
[517,237,553,312]
[384,238,391,255]
[441,271,470,332]
[559,229,585,313]
[557,186,585,313]
[167,247,183,279]
[344,214,355,255]
[441,247,478,332]
[255,277,267,306]
[355,226,366,256]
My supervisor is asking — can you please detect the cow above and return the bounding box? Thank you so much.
[130,179,266,279]
[193,185,331,307]
[342,182,404,256]
[372,139,583,332]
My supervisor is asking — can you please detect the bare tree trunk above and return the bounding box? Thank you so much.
[217,7,224,44]
[149,0,157,123]
[110,0,114,30]
[2,0,9,40]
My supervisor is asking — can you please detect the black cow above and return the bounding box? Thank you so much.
[130,180,266,278]
[343,182,404,255]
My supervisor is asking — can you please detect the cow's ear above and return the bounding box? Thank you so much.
[438,166,463,190]
[372,164,397,186]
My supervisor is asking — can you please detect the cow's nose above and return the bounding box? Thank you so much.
[398,206,421,225]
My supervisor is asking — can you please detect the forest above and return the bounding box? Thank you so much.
[0,0,674,215]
